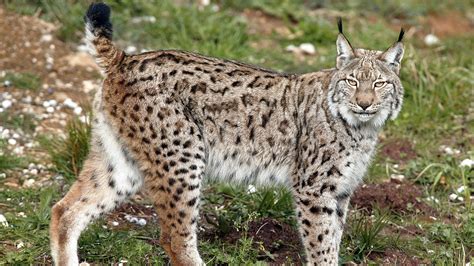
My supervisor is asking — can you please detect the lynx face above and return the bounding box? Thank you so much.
[328,32,404,128]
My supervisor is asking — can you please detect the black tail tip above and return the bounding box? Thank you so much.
[337,17,343,34]
[85,2,111,28]
[397,28,405,42]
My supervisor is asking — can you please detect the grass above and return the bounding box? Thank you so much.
[1,72,41,91]
[0,0,473,265]
[0,140,25,171]
[38,117,91,182]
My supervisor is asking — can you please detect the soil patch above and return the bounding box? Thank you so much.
[215,218,304,265]
[423,11,474,37]
[368,249,429,265]
[379,138,417,163]
[351,180,435,216]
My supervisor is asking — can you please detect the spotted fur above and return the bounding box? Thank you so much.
[50,4,405,266]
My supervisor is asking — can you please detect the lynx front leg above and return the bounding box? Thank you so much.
[293,183,351,265]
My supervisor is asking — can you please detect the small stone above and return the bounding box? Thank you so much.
[0,173,6,179]
[49,99,58,106]
[17,212,26,218]
[73,106,83,115]
[299,43,316,55]
[82,80,96,93]
[390,174,405,182]
[30,169,39,175]
[12,133,20,139]
[459,159,474,168]
[63,98,78,109]
[23,179,35,188]
[8,138,17,145]
[137,218,147,226]
[285,44,298,53]
[42,101,51,108]
[16,241,24,249]
[40,34,53,42]
[46,106,55,113]
[424,34,440,46]
[2,99,12,109]
[3,80,11,87]
[0,214,8,227]
[112,221,119,226]
[125,46,137,54]
[78,262,90,266]
[131,16,157,24]
[448,193,458,202]
[247,184,257,193]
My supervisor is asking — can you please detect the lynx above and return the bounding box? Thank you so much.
[50,3,404,265]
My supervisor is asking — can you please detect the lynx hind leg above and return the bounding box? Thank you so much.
[142,117,205,266]
[50,146,142,265]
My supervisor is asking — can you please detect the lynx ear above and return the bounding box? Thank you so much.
[379,28,405,75]
[336,18,355,69]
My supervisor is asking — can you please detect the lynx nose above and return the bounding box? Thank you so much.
[357,100,372,110]
[356,93,374,110]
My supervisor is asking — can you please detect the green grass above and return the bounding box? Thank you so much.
[0,140,25,171]
[1,72,41,91]
[38,117,91,182]
[1,0,473,264]
[0,112,37,135]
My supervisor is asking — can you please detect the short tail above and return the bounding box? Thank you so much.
[84,3,122,72]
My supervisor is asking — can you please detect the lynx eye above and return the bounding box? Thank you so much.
[346,79,357,87]
[374,81,386,88]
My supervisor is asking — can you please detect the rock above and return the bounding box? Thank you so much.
[285,44,298,53]
[8,138,17,145]
[73,106,83,115]
[125,46,137,54]
[131,16,157,24]
[424,34,440,46]
[459,159,474,168]
[46,106,55,113]
[0,214,8,227]
[112,221,119,226]
[23,179,35,188]
[16,241,24,249]
[299,43,316,55]
[63,98,78,109]
[247,184,257,193]
[390,174,405,182]
[1,99,12,109]
[40,34,53,42]
[137,218,147,226]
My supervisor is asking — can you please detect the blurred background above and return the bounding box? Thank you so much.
[0,0,472,264]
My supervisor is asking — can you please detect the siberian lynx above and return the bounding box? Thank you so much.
[50,3,404,265]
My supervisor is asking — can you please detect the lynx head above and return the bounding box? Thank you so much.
[328,18,405,129]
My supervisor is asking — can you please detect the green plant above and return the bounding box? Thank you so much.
[39,117,91,181]
[1,72,41,91]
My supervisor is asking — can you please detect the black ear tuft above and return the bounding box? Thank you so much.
[397,28,405,42]
[337,17,343,34]
[85,2,111,29]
